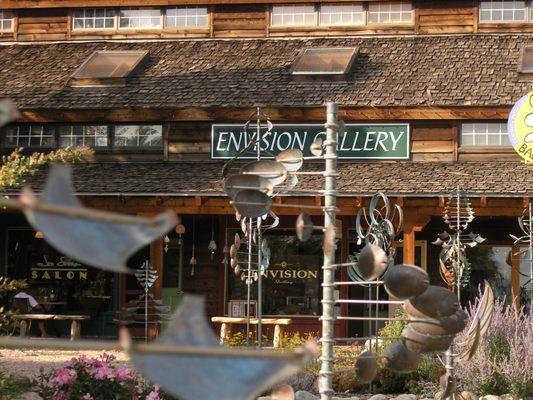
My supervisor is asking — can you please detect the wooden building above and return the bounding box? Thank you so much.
[0,0,532,339]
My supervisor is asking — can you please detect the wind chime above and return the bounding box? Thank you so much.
[190,216,197,276]
[433,186,485,300]
[510,202,533,311]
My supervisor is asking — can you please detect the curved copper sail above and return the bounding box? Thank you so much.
[21,164,177,273]
[129,296,307,400]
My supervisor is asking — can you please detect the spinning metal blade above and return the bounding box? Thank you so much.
[233,189,273,218]
[276,149,304,172]
[20,164,177,274]
[241,160,287,186]
[224,174,274,198]
[128,295,309,400]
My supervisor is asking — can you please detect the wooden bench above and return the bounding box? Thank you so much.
[211,317,292,348]
[13,314,90,341]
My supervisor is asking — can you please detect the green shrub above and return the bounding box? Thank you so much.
[0,276,28,335]
[0,371,31,398]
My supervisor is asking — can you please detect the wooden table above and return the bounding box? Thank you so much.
[13,314,90,340]
[211,317,292,348]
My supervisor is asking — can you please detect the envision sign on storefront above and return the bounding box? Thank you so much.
[211,124,410,159]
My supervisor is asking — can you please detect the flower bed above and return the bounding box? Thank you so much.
[36,353,167,400]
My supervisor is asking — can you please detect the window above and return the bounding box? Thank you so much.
[59,126,108,147]
[71,50,149,87]
[271,4,317,27]
[114,125,163,147]
[0,10,14,32]
[166,6,208,28]
[291,47,358,75]
[73,8,116,30]
[119,8,162,29]
[5,126,55,147]
[519,45,533,73]
[479,0,527,21]
[320,3,365,25]
[368,1,413,23]
[461,123,511,146]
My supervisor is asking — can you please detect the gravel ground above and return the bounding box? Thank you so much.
[0,347,131,380]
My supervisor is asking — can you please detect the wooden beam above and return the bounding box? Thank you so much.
[17,106,513,123]
[480,196,488,207]
[403,224,416,265]
[194,196,202,206]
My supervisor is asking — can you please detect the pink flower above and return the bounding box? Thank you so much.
[89,365,114,381]
[50,369,77,387]
[53,391,71,400]
[146,391,160,400]
[115,366,134,382]
[81,394,93,400]
[101,352,117,363]
[64,357,77,368]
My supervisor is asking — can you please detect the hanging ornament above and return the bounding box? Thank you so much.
[190,216,197,276]
[222,216,229,267]
[208,216,217,260]
[163,235,170,253]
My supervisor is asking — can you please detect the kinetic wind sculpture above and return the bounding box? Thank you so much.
[346,193,403,350]
[223,103,341,397]
[433,187,485,300]
[135,260,160,342]
[510,203,533,310]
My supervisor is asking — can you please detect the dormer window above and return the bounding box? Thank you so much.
[291,47,358,76]
[71,50,149,87]
[0,10,14,32]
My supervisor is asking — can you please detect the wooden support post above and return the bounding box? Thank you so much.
[403,224,416,265]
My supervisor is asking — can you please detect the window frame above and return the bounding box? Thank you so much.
[478,0,533,23]
[0,9,15,33]
[165,6,210,29]
[71,7,117,31]
[459,122,512,147]
[118,7,164,30]
[2,123,164,152]
[518,45,533,73]
[270,2,414,28]
[270,3,319,27]
[319,3,366,26]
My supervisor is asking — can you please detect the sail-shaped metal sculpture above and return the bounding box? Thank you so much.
[510,203,532,311]
[128,295,310,400]
[18,164,177,273]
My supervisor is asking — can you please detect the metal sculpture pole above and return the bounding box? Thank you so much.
[319,102,338,400]
[256,107,264,349]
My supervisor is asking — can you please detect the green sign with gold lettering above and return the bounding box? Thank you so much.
[211,123,410,159]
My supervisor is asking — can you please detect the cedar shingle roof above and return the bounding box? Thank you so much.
[0,34,532,110]
[5,161,532,197]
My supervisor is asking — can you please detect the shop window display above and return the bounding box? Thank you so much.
[6,229,116,336]
[227,229,340,316]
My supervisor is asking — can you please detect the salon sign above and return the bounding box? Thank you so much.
[211,123,410,160]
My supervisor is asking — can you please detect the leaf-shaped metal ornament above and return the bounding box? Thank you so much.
[127,295,311,400]
[20,164,178,274]
[456,281,494,363]
[0,99,19,127]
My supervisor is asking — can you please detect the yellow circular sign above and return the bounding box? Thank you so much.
[508,91,533,163]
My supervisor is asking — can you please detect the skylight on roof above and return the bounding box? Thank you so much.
[71,50,149,87]
[519,45,533,74]
[291,47,358,76]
